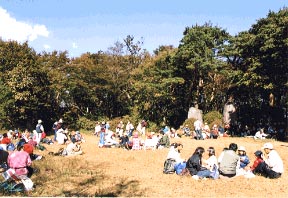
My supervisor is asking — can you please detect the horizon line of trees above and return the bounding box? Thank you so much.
[0,8,287,132]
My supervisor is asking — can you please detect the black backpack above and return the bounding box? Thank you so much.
[163,158,176,174]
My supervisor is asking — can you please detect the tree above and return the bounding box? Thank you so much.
[173,23,231,114]
[223,8,288,126]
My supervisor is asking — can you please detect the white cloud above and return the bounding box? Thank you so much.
[43,44,51,49]
[0,7,49,42]
[72,42,78,49]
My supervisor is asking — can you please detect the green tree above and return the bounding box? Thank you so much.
[173,23,231,114]
[223,8,288,125]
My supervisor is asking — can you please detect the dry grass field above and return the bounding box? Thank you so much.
[7,133,288,197]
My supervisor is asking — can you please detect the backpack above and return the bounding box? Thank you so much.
[163,158,176,174]
[36,124,42,133]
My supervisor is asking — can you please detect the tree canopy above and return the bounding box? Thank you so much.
[0,8,287,132]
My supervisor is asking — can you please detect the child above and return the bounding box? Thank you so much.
[249,150,264,174]
[238,146,250,169]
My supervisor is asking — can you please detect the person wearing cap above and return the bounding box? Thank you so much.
[52,118,63,141]
[35,119,44,145]
[249,150,264,173]
[238,146,250,169]
[255,142,284,179]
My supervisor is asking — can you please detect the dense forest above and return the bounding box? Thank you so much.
[0,8,287,133]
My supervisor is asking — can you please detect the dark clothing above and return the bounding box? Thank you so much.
[0,150,9,165]
[186,154,202,176]
[119,136,129,146]
[254,161,282,179]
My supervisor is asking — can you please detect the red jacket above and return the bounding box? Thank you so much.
[1,137,11,144]
[250,157,264,171]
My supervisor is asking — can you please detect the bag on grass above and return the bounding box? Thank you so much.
[163,158,176,174]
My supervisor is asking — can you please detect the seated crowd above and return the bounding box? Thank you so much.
[0,118,284,193]
[163,141,283,180]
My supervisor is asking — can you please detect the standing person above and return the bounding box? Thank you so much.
[218,143,240,178]
[125,121,134,137]
[194,119,203,140]
[52,118,63,142]
[94,121,101,137]
[35,120,44,145]
[254,143,284,179]
[98,128,106,148]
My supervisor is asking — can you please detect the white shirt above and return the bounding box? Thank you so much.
[95,125,101,133]
[166,147,183,164]
[203,155,218,171]
[254,131,267,139]
[194,120,202,130]
[265,150,284,173]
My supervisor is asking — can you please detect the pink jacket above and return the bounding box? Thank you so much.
[8,150,32,176]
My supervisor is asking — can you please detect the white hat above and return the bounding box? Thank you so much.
[262,142,273,150]
[38,119,42,124]
[58,119,63,123]
[238,146,246,151]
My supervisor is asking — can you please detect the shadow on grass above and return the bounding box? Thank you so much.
[31,159,144,197]
[62,178,143,197]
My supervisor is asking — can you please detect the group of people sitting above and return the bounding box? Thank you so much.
[0,118,87,192]
[163,142,284,180]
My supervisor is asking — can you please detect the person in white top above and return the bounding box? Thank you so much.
[256,142,283,178]
[194,119,204,140]
[166,143,185,164]
[254,128,268,139]
[203,147,218,170]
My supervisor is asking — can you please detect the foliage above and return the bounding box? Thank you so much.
[182,118,197,131]
[173,22,231,115]
[203,111,223,127]
[0,9,287,131]
[76,117,95,131]
[223,7,288,125]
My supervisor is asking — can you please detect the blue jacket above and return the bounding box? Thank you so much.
[239,155,250,168]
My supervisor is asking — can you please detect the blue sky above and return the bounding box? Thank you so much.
[0,0,286,57]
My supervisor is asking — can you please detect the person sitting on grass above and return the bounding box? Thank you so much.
[156,131,170,149]
[64,138,83,156]
[218,143,240,178]
[238,146,250,169]
[168,143,186,171]
[7,141,32,178]
[202,147,219,179]
[185,147,207,179]
[253,142,283,179]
